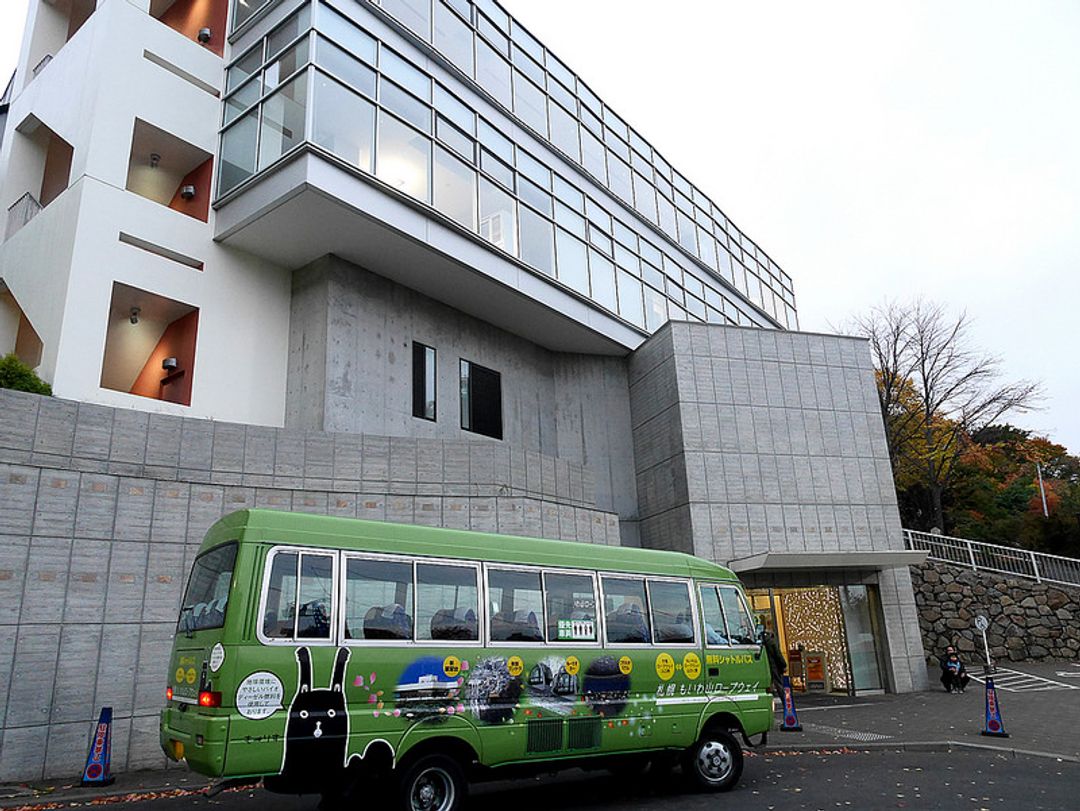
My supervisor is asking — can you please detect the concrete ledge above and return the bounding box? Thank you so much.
[760,739,1080,764]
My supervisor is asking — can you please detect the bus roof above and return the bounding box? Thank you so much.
[201,509,739,582]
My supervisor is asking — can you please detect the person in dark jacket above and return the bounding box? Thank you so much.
[763,629,788,695]
[938,645,970,693]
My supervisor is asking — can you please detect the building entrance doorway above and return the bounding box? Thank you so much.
[747,585,888,695]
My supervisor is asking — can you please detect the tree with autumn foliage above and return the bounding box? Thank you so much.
[849,300,1042,533]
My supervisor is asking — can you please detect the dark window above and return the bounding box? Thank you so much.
[178,543,237,633]
[460,359,502,439]
[412,342,437,420]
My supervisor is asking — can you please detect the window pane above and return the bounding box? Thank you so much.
[227,45,263,95]
[480,149,513,188]
[417,563,478,641]
[478,119,513,164]
[381,80,431,133]
[264,36,309,91]
[258,72,308,171]
[317,37,376,97]
[381,49,430,100]
[633,171,657,222]
[435,85,474,134]
[179,544,237,633]
[553,175,583,212]
[589,250,617,312]
[382,0,432,40]
[297,554,334,639]
[718,586,756,644]
[319,6,377,64]
[435,2,475,77]
[479,177,517,254]
[555,229,588,295]
[267,6,310,62]
[548,102,583,163]
[608,154,631,203]
[261,551,297,639]
[649,580,695,643]
[602,576,650,644]
[433,146,477,229]
[545,573,597,642]
[232,0,269,31]
[517,176,551,217]
[224,77,261,126]
[581,129,606,183]
[313,73,375,172]
[700,586,729,645]
[345,558,414,640]
[460,358,502,439]
[488,568,543,642]
[677,210,698,255]
[436,117,473,160]
[512,70,547,137]
[617,271,644,327]
[219,109,259,194]
[475,39,511,108]
[412,342,437,420]
[519,205,554,276]
[376,112,431,202]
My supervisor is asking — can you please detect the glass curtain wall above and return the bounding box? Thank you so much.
[219,1,794,333]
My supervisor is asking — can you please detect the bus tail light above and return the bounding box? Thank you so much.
[198,691,222,708]
[165,686,173,701]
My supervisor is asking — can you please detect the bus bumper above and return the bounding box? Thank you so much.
[160,706,229,777]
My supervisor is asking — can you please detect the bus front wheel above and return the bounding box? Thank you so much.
[397,754,467,811]
[682,729,743,792]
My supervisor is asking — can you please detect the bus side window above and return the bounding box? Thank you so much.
[487,568,544,642]
[602,576,651,644]
[263,551,299,639]
[700,586,730,646]
[296,554,335,639]
[648,580,696,644]
[345,557,414,641]
[718,587,756,644]
[544,572,597,642]
[417,563,479,642]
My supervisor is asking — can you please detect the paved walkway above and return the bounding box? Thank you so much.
[2,663,1078,808]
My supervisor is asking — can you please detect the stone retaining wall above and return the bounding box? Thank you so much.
[911,560,1080,662]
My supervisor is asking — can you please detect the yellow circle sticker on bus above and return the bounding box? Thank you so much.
[618,656,633,675]
[443,656,461,678]
[185,667,197,685]
[175,667,185,683]
[565,656,580,676]
[507,656,524,677]
[655,653,675,681]
[683,652,702,680]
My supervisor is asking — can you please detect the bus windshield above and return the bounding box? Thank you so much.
[178,543,237,633]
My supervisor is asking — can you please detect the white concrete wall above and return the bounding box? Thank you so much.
[0,0,293,427]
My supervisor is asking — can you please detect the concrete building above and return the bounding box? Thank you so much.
[0,0,928,776]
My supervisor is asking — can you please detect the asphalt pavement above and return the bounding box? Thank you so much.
[2,661,1078,810]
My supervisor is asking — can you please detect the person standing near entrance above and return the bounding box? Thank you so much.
[763,629,787,695]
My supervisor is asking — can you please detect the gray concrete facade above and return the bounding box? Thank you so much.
[628,322,928,693]
[0,388,620,782]
[286,256,640,544]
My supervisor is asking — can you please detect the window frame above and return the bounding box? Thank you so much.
[699,582,760,650]
[256,545,340,647]
[459,357,503,440]
[540,567,602,648]
[597,573,653,649]
[644,576,700,648]
[413,558,485,646]
[338,550,417,648]
[412,341,437,421]
[483,562,547,647]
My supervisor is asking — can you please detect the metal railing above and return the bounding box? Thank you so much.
[904,528,1080,588]
[5,192,43,240]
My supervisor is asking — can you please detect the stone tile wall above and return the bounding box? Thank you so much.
[0,389,619,781]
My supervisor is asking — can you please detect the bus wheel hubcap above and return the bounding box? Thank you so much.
[697,741,732,781]
[412,768,453,811]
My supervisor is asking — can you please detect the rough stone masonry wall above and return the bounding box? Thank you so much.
[0,389,620,782]
[911,560,1080,662]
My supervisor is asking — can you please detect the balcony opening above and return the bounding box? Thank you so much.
[4,115,73,239]
[100,282,198,406]
[126,119,213,222]
[24,0,96,83]
[150,0,229,58]
[0,285,44,370]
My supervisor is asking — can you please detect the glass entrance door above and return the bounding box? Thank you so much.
[838,585,885,693]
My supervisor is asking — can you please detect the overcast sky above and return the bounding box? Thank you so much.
[1,1,1077,453]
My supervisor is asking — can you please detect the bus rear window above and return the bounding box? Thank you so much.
[178,543,237,633]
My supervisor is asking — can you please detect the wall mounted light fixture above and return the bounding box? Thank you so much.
[149,153,161,169]
[198,27,212,43]
[180,185,196,200]
[162,357,178,372]
[129,306,141,325]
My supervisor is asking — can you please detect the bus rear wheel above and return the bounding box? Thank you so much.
[397,754,466,811]
[682,729,743,792]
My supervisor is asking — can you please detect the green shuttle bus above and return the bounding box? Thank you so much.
[160,509,773,809]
